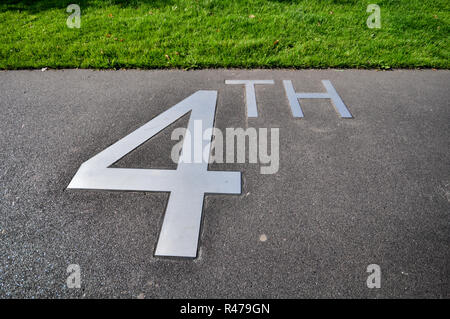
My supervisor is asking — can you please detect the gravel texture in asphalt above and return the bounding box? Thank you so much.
[0,69,449,298]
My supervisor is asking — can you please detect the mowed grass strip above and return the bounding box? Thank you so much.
[0,0,448,69]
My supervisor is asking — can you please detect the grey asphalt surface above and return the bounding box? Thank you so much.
[0,69,449,298]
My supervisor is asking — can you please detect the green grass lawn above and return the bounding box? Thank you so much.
[0,0,448,69]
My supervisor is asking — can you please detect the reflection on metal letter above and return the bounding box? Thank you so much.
[225,80,274,117]
[283,80,352,118]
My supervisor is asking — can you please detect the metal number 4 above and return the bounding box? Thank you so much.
[67,91,241,257]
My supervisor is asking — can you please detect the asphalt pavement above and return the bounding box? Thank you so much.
[0,69,448,298]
